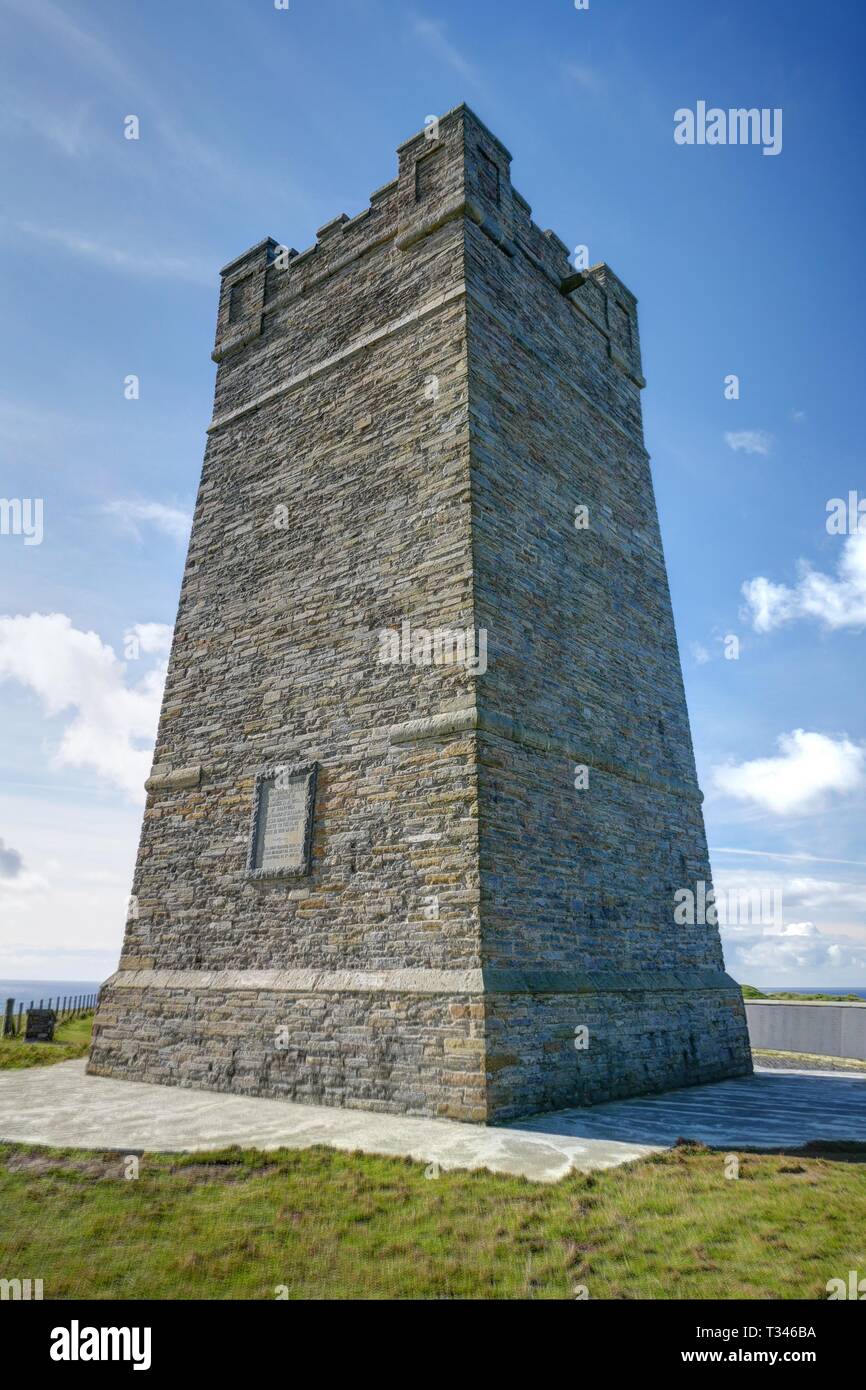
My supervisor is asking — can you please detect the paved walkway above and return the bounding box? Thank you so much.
[514,1068,866,1150]
[0,1062,863,1183]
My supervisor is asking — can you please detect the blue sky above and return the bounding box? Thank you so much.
[0,0,864,985]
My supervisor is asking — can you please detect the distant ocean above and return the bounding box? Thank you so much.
[0,979,102,1012]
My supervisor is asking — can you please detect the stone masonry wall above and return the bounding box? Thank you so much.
[458,116,751,1109]
[90,981,487,1121]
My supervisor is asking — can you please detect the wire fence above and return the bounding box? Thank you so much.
[2,993,99,1039]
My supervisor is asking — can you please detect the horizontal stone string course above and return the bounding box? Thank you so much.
[388,708,703,802]
[103,967,736,996]
[206,282,468,433]
[145,712,705,803]
[209,224,645,445]
[107,968,486,995]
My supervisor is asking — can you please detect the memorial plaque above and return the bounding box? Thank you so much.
[25,1009,56,1043]
[246,762,317,878]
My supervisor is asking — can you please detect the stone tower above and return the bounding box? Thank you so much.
[89,106,751,1122]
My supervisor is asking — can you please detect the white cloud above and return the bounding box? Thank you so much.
[0,613,167,801]
[104,499,192,545]
[15,222,214,285]
[791,410,806,424]
[124,622,174,657]
[708,864,866,982]
[742,532,866,632]
[713,729,866,815]
[691,642,711,665]
[713,865,866,920]
[724,430,773,456]
[782,876,866,914]
[722,918,866,980]
[0,866,48,902]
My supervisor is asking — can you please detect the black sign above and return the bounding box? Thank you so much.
[25,1009,56,1043]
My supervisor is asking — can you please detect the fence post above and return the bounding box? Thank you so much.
[3,998,14,1038]
[16,1004,23,1037]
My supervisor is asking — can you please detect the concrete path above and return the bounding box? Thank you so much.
[0,1062,657,1182]
[0,1062,863,1183]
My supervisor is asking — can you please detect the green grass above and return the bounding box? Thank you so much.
[0,1013,94,1070]
[2,1010,863,1298]
[1,1138,864,1300]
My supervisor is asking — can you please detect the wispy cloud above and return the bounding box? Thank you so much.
[412,18,481,84]
[104,500,192,545]
[1,0,245,189]
[14,221,214,285]
[713,847,866,869]
[563,62,604,93]
[5,93,93,157]
[1,0,132,86]
[713,729,866,816]
[724,429,773,456]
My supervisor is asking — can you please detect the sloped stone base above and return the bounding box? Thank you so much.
[484,982,752,1122]
[88,976,489,1123]
[88,970,751,1124]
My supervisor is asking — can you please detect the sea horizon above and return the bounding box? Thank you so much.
[0,979,103,1012]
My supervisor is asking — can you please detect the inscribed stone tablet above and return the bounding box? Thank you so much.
[247,762,316,878]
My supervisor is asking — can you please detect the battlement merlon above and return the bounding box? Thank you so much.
[210,104,644,390]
